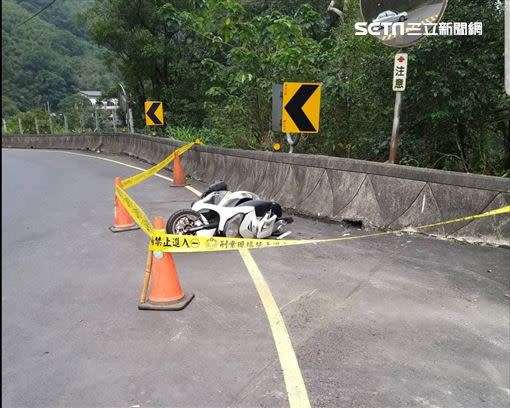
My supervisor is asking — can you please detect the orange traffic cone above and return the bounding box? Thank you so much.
[171,153,187,187]
[109,177,140,233]
[138,216,194,310]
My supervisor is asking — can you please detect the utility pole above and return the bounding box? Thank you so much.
[2,118,7,133]
[128,108,134,133]
[119,83,129,129]
[119,83,136,133]
[47,99,53,134]
[79,102,85,132]
[112,109,117,133]
[18,118,23,134]
[94,110,100,132]
[35,117,39,134]
[64,114,68,133]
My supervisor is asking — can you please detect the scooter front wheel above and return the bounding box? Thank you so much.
[166,209,204,235]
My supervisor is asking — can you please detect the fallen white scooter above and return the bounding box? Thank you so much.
[166,180,293,239]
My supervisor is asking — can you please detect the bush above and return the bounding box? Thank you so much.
[165,126,242,148]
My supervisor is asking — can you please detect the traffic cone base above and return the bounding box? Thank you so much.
[109,224,140,233]
[138,293,195,311]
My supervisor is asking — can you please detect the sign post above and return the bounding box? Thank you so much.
[389,53,408,163]
[272,84,283,132]
[360,0,448,164]
[389,92,403,164]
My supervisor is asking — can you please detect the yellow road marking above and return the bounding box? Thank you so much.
[31,148,310,408]
[60,151,202,196]
[183,184,203,197]
[239,250,311,408]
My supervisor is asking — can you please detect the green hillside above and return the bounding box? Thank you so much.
[13,0,93,38]
[2,0,116,115]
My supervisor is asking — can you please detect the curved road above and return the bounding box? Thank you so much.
[2,148,509,407]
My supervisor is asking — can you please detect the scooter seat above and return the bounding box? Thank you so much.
[237,200,282,218]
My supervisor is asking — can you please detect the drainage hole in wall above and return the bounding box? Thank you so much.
[342,219,363,229]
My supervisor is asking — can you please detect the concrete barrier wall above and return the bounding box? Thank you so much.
[3,133,510,245]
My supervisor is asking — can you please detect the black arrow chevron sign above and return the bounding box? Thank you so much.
[282,82,321,133]
[144,101,164,126]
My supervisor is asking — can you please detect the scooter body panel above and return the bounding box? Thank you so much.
[173,184,291,239]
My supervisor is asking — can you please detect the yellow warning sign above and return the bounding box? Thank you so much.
[144,101,164,126]
[282,82,321,133]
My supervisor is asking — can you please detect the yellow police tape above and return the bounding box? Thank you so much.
[115,185,154,236]
[121,140,200,189]
[146,205,510,253]
[112,141,510,252]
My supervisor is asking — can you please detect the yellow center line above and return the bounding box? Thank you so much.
[239,250,311,408]
[59,150,202,196]
[33,148,310,408]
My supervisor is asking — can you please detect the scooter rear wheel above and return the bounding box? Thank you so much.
[166,209,204,235]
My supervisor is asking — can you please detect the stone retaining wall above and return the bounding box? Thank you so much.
[3,133,509,245]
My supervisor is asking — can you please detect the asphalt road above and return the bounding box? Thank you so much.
[2,148,509,408]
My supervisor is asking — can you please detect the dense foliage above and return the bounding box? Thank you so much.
[3,0,509,176]
[1,0,116,115]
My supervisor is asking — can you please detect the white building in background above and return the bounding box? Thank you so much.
[78,90,122,125]
[78,90,103,106]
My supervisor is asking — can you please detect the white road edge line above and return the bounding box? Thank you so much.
[16,148,311,408]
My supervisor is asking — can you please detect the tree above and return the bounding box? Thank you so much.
[81,0,509,175]
[57,94,95,130]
